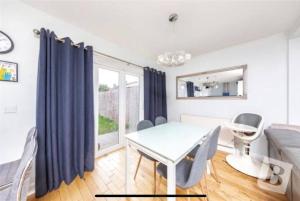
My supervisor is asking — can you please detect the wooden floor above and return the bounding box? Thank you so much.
[29,149,287,201]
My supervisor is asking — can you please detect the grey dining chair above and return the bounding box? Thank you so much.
[0,127,37,188]
[137,120,153,131]
[156,135,211,201]
[134,120,158,193]
[154,116,167,126]
[187,126,221,184]
[0,129,38,201]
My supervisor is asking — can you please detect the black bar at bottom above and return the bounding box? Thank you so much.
[95,194,206,198]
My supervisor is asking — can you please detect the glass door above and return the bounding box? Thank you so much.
[125,74,140,134]
[97,68,120,151]
[95,61,142,156]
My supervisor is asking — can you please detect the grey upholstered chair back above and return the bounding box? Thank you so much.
[184,136,210,188]
[24,127,37,151]
[207,126,221,159]
[8,135,38,201]
[137,120,154,131]
[234,113,262,128]
[155,116,167,126]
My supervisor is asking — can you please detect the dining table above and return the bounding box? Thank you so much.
[125,122,213,201]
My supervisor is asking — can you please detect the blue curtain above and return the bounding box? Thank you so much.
[35,28,95,197]
[144,67,167,123]
[186,81,194,97]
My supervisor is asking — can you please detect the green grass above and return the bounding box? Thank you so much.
[98,115,118,135]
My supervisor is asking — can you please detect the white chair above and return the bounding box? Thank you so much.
[226,113,269,178]
[232,113,264,155]
[0,127,37,188]
[0,128,38,201]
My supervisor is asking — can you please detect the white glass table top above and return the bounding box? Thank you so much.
[226,122,258,133]
[126,122,212,162]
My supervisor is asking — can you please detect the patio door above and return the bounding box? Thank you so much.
[95,60,143,156]
[125,74,140,134]
[98,68,120,152]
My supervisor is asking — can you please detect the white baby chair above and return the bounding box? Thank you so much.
[226,113,269,178]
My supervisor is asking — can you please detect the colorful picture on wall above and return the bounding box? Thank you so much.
[0,60,18,82]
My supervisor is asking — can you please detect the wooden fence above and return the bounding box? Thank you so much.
[99,86,140,129]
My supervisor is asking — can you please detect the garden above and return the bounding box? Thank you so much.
[98,115,118,135]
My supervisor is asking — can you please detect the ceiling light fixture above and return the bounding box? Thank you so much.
[157,13,192,67]
[202,77,219,89]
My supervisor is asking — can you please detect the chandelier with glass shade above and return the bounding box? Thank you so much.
[157,14,192,67]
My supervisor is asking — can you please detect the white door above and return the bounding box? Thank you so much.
[97,68,120,152]
[125,74,141,134]
[94,58,143,157]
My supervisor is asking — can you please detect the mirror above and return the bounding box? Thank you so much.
[176,65,247,99]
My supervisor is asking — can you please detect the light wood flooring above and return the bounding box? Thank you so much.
[28,148,288,201]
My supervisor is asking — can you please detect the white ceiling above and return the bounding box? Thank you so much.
[24,0,300,61]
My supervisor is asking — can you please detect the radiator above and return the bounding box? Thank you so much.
[180,113,234,153]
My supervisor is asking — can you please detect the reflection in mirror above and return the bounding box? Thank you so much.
[177,65,247,99]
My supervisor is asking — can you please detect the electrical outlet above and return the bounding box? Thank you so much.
[4,105,18,113]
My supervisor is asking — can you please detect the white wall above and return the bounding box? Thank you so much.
[164,34,288,156]
[0,1,153,161]
[289,36,300,125]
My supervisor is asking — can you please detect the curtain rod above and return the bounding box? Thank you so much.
[33,29,144,69]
